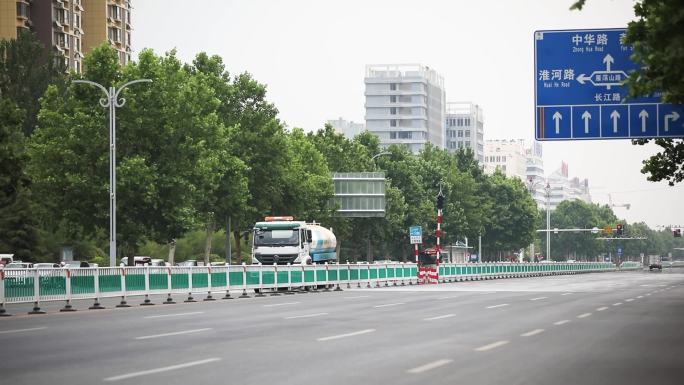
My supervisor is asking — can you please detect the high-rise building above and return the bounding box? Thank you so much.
[327,117,365,139]
[0,0,132,73]
[525,141,546,208]
[445,102,484,163]
[483,139,527,180]
[546,162,591,210]
[365,64,445,154]
[82,0,132,66]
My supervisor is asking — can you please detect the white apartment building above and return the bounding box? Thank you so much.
[445,102,485,163]
[365,64,445,154]
[327,118,365,139]
[525,141,546,208]
[483,139,528,180]
[546,162,591,210]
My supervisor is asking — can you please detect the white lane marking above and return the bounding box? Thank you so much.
[103,358,221,382]
[554,320,570,325]
[263,302,300,307]
[596,307,608,311]
[144,311,204,319]
[530,297,547,301]
[475,340,509,352]
[424,314,456,321]
[317,329,375,342]
[407,359,453,374]
[284,312,328,320]
[637,295,644,299]
[135,328,212,340]
[577,313,592,319]
[374,302,405,308]
[613,302,623,306]
[486,304,509,309]
[344,295,370,299]
[645,293,652,296]
[562,293,574,296]
[0,327,47,335]
[437,296,459,300]
[625,298,634,302]
[521,328,545,337]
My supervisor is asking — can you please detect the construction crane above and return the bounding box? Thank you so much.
[608,194,631,210]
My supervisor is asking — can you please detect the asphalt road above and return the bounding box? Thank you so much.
[1,270,683,385]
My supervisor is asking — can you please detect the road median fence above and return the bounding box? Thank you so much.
[0,262,616,316]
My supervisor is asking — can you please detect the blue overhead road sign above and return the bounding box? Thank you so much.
[535,28,683,140]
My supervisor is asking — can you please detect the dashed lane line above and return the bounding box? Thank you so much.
[135,328,212,340]
[103,358,221,382]
[475,340,509,352]
[284,313,328,320]
[144,312,204,319]
[424,314,456,321]
[0,327,47,335]
[553,320,570,326]
[577,313,592,319]
[625,298,634,302]
[317,329,375,342]
[486,304,509,309]
[613,302,623,306]
[344,295,370,299]
[263,302,300,307]
[530,297,548,301]
[407,359,453,374]
[521,329,545,337]
[562,293,574,296]
[374,302,405,308]
[636,295,644,299]
[596,307,608,311]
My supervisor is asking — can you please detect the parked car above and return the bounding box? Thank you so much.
[61,261,90,268]
[120,256,152,266]
[34,263,60,268]
[4,262,33,269]
[150,259,167,266]
[175,260,198,267]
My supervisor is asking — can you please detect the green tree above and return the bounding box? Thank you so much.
[0,31,66,136]
[0,99,39,259]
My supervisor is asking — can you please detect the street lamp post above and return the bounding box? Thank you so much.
[73,79,152,267]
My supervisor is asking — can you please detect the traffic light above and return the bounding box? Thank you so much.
[436,194,444,210]
[675,228,682,238]
[616,223,623,236]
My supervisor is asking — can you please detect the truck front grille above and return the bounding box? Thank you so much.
[255,254,298,265]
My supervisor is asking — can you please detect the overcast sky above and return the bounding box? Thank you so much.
[132,0,683,229]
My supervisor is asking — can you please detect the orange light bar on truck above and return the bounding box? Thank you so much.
[264,216,294,222]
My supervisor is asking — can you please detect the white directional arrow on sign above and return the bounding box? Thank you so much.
[638,109,649,133]
[664,111,680,132]
[552,111,562,134]
[603,54,614,71]
[610,110,620,133]
[576,74,591,85]
[581,111,591,134]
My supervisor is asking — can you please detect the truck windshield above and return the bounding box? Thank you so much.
[254,229,299,246]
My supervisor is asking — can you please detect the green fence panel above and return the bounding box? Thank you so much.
[261,271,275,285]
[315,268,326,282]
[5,277,34,299]
[149,273,167,290]
[171,272,189,290]
[98,274,121,293]
[246,271,260,285]
[229,271,244,287]
[290,270,303,284]
[339,268,349,281]
[71,275,96,294]
[212,272,227,288]
[350,267,360,281]
[360,268,369,280]
[328,268,339,282]
[125,274,146,292]
[304,270,316,283]
[39,276,66,296]
[274,270,287,285]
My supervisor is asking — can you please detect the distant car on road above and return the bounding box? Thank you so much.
[175,260,198,267]
[34,263,60,268]
[4,262,33,269]
[150,259,167,266]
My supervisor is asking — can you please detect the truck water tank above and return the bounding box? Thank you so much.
[308,224,337,263]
